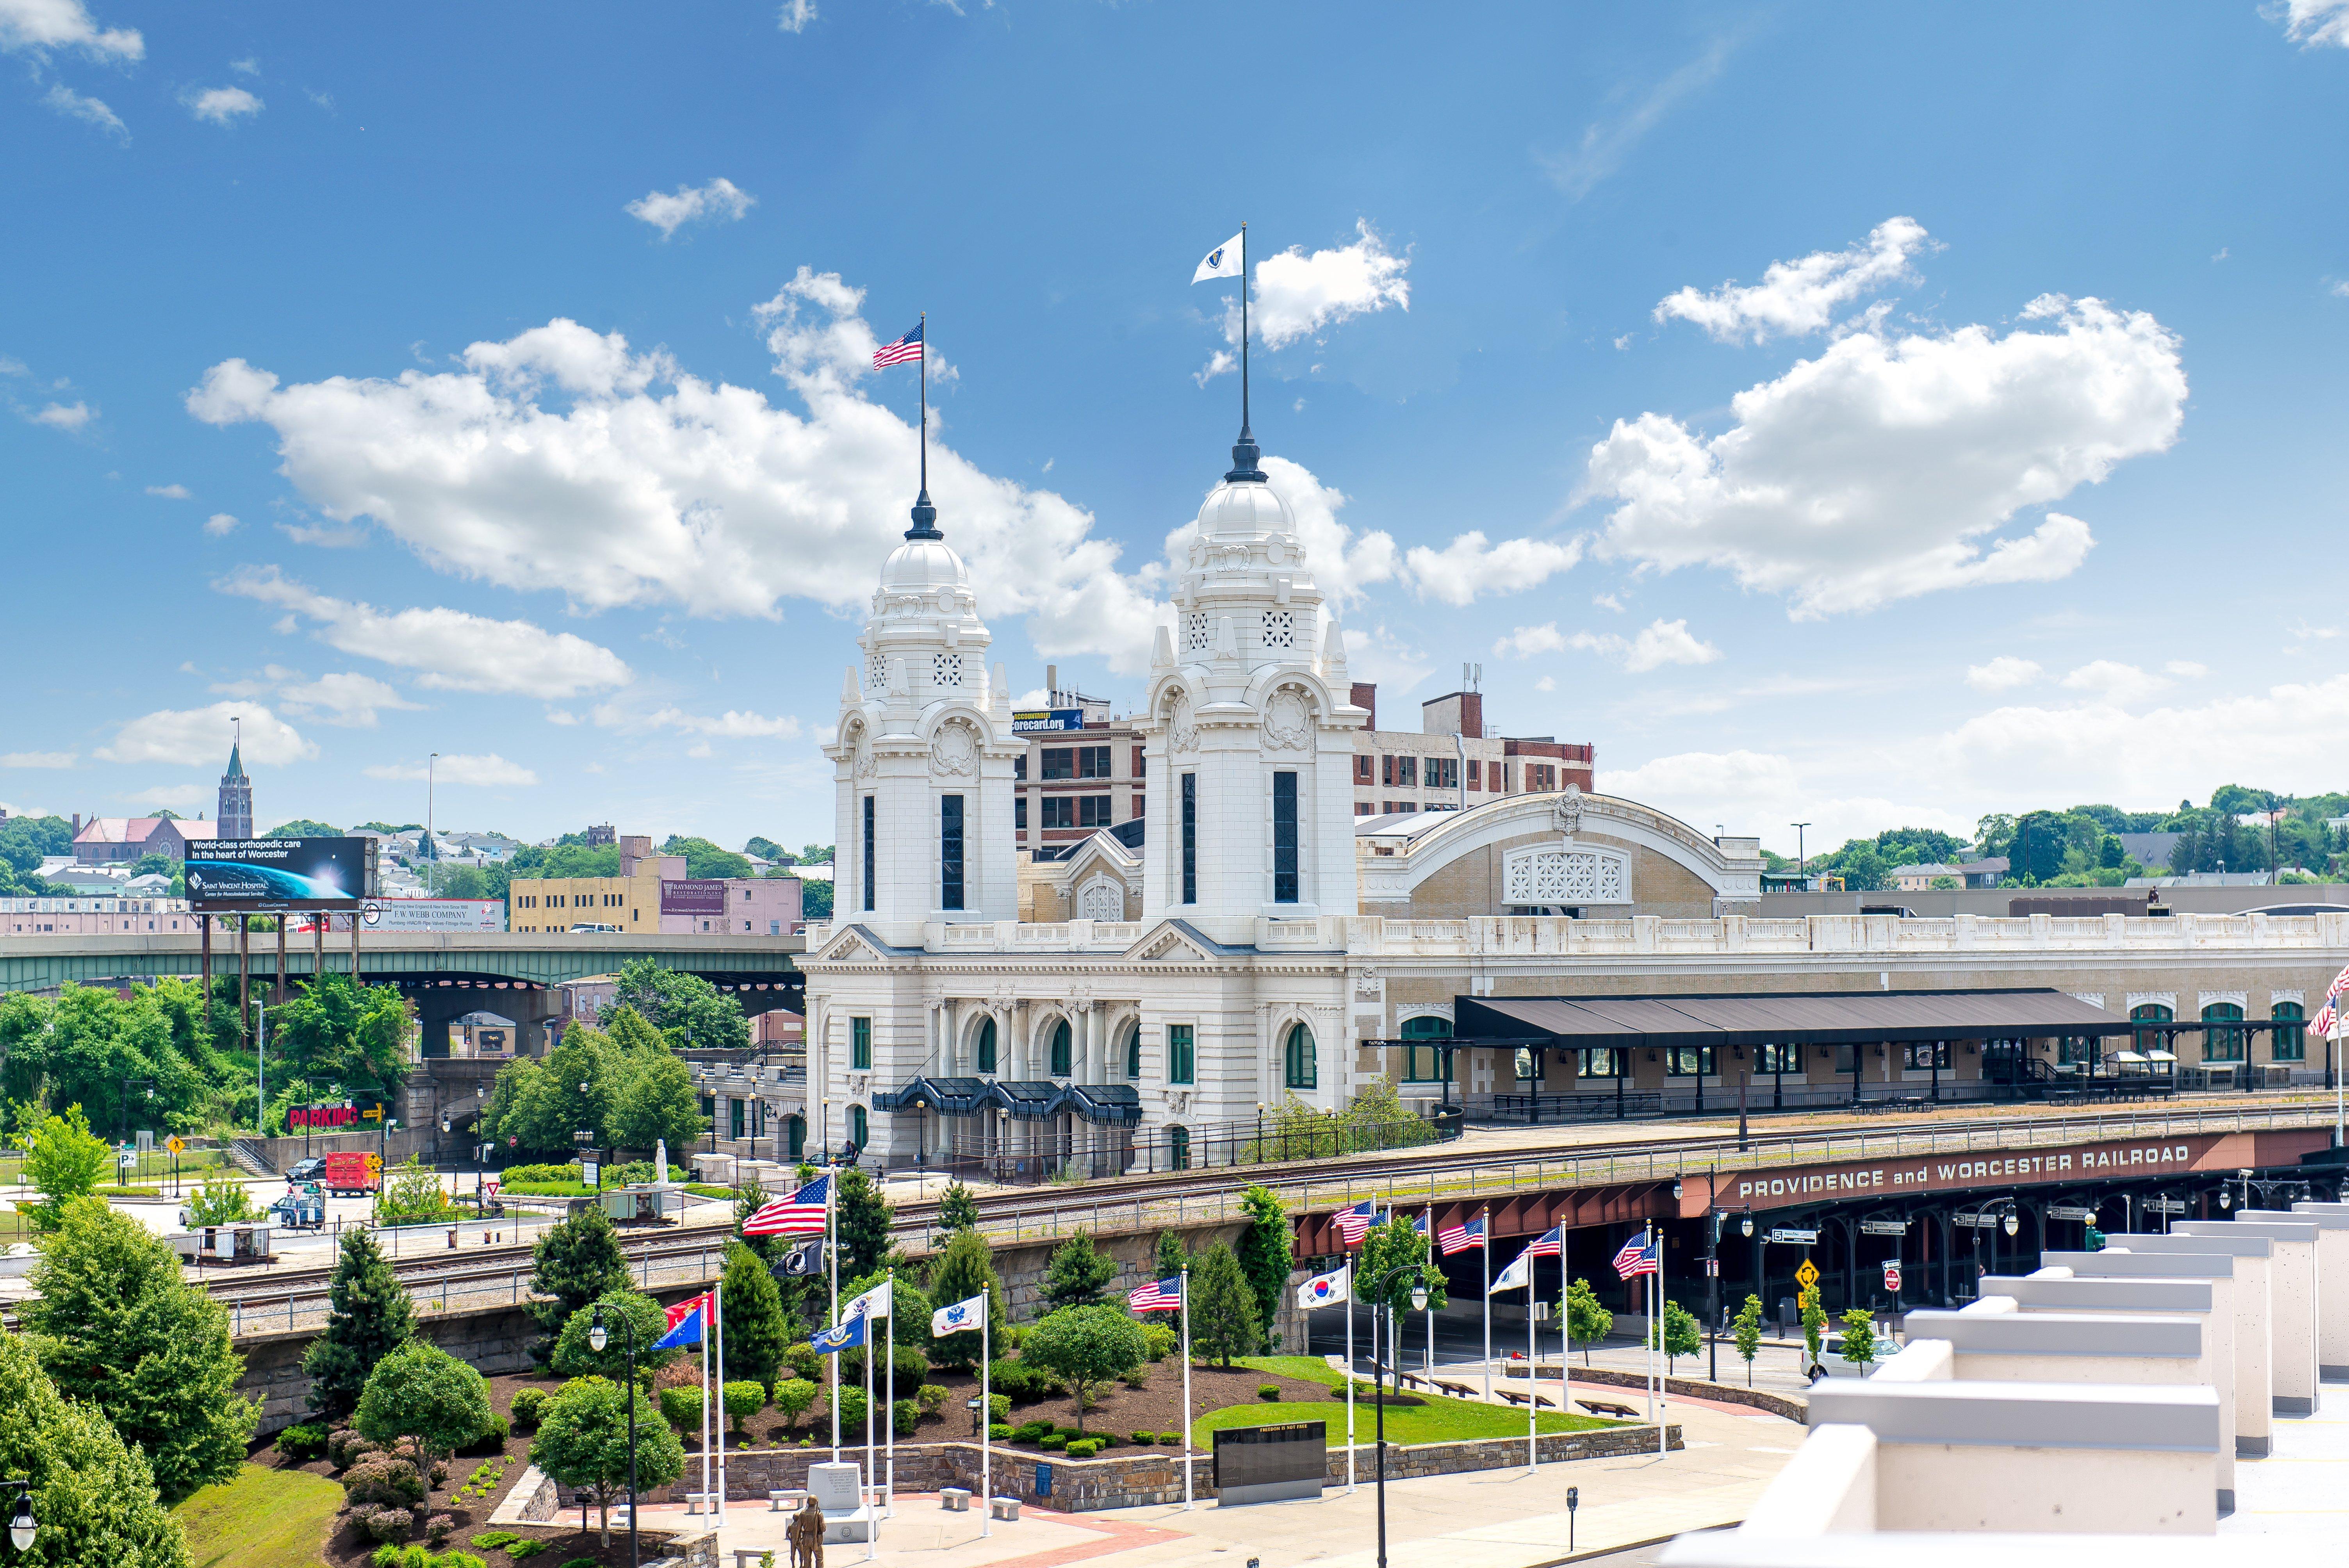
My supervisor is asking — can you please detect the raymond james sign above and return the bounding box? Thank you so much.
[1688,1130,2326,1214]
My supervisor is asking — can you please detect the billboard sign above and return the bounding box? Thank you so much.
[294,900,506,933]
[185,837,374,912]
[1012,709,1084,734]
[660,878,727,916]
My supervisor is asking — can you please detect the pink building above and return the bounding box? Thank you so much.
[660,875,804,935]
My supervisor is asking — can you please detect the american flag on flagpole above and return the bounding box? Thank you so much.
[1612,1234,1660,1279]
[873,323,923,368]
[742,1172,831,1236]
[1128,1276,1183,1313]
[1438,1213,1485,1255]
[1523,1224,1563,1258]
[1333,1201,1380,1247]
[2327,962,2349,1003]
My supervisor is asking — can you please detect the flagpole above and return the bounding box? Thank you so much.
[1239,222,1250,449]
[919,311,928,501]
[715,1280,727,1527]
[885,1267,896,1518]
[1479,1208,1492,1406]
[1655,1227,1667,1460]
[1422,1209,1432,1377]
[700,1292,711,1520]
[1526,1256,1538,1472]
[829,1168,841,1463]
[1181,1266,1194,1510]
[980,1310,992,1538]
[864,1297,875,1564]
[1344,1263,1357,1493]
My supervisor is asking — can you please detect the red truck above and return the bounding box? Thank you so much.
[323,1152,382,1197]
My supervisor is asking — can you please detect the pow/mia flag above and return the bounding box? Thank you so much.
[769,1239,824,1279]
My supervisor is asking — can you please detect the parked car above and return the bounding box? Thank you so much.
[284,1157,328,1183]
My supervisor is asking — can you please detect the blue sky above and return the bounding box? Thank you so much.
[6,1,2349,857]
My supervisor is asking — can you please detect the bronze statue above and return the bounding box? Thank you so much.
[788,1492,827,1568]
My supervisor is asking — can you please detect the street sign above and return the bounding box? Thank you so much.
[362,900,383,927]
[2047,1206,2097,1222]
[117,1149,135,1169]
[1882,1262,1902,1293]
[1859,1219,1909,1237]
[165,1135,184,1155]
[361,1105,383,1123]
[1953,1212,2001,1228]
[2144,1198,2187,1214]
[1770,1228,1821,1245]
[1704,1257,1719,1276]
[1795,1258,1821,1290]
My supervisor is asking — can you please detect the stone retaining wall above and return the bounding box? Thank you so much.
[643,1424,1679,1512]
[1502,1362,1807,1424]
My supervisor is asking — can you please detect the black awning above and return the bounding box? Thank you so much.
[1056,1082,1143,1127]
[874,1076,989,1115]
[979,1080,1063,1121]
[1454,987,2130,1049]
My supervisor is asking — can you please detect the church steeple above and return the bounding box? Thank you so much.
[217,718,253,839]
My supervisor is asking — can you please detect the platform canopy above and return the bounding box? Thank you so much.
[1453,987,2131,1049]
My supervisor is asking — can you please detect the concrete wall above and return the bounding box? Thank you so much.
[2179,1217,2320,1411]
[2110,1235,2275,1445]
[2018,1261,2238,1486]
[2288,1201,2349,1376]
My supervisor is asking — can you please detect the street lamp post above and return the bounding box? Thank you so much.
[1365,1263,1435,1568]
[588,1307,642,1568]
[1791,822,1811,884]
[426,753,440,898]
[0,1481,36,1554]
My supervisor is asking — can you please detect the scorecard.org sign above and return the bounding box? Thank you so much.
[186,837,373,911]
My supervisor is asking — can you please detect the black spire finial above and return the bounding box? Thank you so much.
[905,487,941,540]
[904,309,942,538]
[1223,220,1266,483]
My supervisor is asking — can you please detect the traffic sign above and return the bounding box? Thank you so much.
[2047,1205,2097,1222]
[1882,1262,1902,1293]
[1704,1257,1719,1276]
[1770,1228,1820,1245]
[362,900,383,927]
[165,1135,184,1155]
[362,1105,383,1122]
[1795,1258,1821,1290]
[1859,1219,1910,1237]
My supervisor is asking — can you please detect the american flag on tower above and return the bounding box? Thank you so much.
[1438,1213,1486,1255]
[1612,1233,1660,1280]
[742,1172,831,1237]
[1333,1201,1380,1247]
[873,322,924,368]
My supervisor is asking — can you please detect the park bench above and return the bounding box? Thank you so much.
[684,1491,719,1515]
[1433,1378,1481,1399]
[767,1489,805,1512]
[989,1496,1021,1521]
[1576,1398,1640,1419]
[940,1488,971,1512]
[1495,1387,1556,1409]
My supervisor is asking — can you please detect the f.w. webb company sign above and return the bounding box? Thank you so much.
[1684,1129,2328,1215]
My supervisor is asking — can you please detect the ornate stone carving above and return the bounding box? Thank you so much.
[847,722,875,779]
[1353,967,1381,1000]
[1555,782,1584,837]
[1076,878,1125,921]
[1262,688,1312,751]
[1502,843,1627,905]
[929,719,977,777]
[1168,693,1199,754]
[1162,1088,1193,1116]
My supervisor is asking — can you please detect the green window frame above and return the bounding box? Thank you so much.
[2130,1001,2174,1054]
[975,1017,997,1075]
[848,1105,867,1146]
[730,1098,745,1140]
[2272,1001,2306,1062]
[1283,1022,1317,1090]
[1167,1125,1190,1171]
[1125,1024,1141,1080]
[1665,1046,1716,1078]
[1904,1041,1953,1070]
[2201,1001,2245,1063]
[851,1016,872,1071]
[1399,1015,1452,1083]
[1754,1043,1797,1074]
[1167,1024,1194,1085]
[1050,1019,1072,1078]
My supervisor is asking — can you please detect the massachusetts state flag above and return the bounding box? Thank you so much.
[744,1174,830,1237]
[1495,1225,1563,1292]
[1192,231,1243,284]
[1296,1265,1351,1309]
[873,323,924,369]
[654,1292,711,1350]
[1612,1234,1660,1280]
[1129,1276,1183,1313]
[1439,1213,1486,1256]
[812,1304,868,1354]
[1333,1201,1380,1248]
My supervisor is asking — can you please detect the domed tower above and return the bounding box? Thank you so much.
[823,486,1019,929]
[1136,424,1369,936]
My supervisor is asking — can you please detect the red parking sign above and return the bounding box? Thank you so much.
[1883,1263,1903,1293]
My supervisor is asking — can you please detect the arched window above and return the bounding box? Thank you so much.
[975,1017,998,1075]
[1283,1022,1317,1090]
[1400,1015,1451,1083]
[2272,1000,2306,1064]
[1050,1019,1073,1078]
[2202,1001,2245,1063]
[1167,1124,1190,1171]
[848,1105,868,1147]
[786,1114,806,1159]
[1125,1023,1141,1080]
[2130,1002,2173,1057]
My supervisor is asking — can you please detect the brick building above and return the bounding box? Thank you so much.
[1347,684,1593,817]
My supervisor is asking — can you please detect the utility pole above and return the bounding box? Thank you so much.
[1791,823,1812,885]
[426,753,440,898]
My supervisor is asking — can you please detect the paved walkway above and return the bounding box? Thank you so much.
[2219,1377,2349,1536]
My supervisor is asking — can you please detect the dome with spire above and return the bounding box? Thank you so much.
[879,535,971,593]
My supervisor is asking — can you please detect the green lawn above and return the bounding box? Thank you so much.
[1212,1357,1615,1443]
[174,1463,342,1568]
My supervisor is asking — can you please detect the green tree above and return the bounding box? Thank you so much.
[608,1050,704,1152]
[744,836,787,862]
[550,1290,681,1384]
[835,1167,893,1280]
[531,1375,685,1545]
[2009,811,2070,883]
[924,1228,1005,1370]
[1646,1299,1701,1376]
[303,1228,418,1418]
[353,1340,495,1485]
[1235,1185,1293,1349]
[802,880,834,919]
[1356,1215,1446,1384]
[1184,1242,1261,1368]
[937,1179,979,1233]
[611,958,749,1053]
[18,1103,110,1231]
[1042,1232,1118,1311]
[719,1239,793,1390]
[528,1205,631,1364]
[273,972,415,1104]
[1731,1294,1764,1388]
[1564,1278,1613,1367]
[1152,1230,1189,1281]
[0,1326,193,1568]
[263,819,342,838]
[22,1198,255,1504]
[1022,1306,1148,1436]
[773,1377,818,1429]
[658,835,754,879]
[1800,1288,1828,1372]
[1837,1308,1881,1372]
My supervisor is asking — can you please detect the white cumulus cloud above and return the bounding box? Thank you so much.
[777,0,816,31]
[2060,659,2172,706]
[2269,0,2349,47]
[275,671,422,728]
[0,0,140,58]
[1405,531,1581,608]
[1654,217,1930,344]
[1583,293,2185,618]
[626,178,755,239]
[596,705,802,739]
[183,86,262,124]
[1964,655,2042,692]
[203,512,239,536]
[95,702,314,766]
[147,483,190,499]
[1498,617,1718,672]
[0,751,75,768]
[362,753,536,787]
[219,566,634,699]
[1203,220,1409,374]
[42,82,125,139]
[30,401,91,430]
